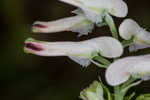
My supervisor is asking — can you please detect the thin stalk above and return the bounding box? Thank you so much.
[105,13,118,39]
[94,56,111,66]
[122,40,133,48]
[121,77,136,89]
[90,60,108,68]
[114,86,125,100]
[122,36,134,48]
[102,84,112,100]
[126,92,135,100]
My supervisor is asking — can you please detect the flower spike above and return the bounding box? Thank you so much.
[24,37,123,67]
[32,15,94,36]
[119,19,150,51]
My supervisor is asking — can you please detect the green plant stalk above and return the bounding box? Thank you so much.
[114,78,137,100]
[102,84,112,100]
[105,13,118,39]
[122,37,134,48]
[90,60,108,68]
[94,56,111,66]
[114,86,126,100]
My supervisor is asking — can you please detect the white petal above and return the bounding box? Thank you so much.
[25,37,123,59]
[24,40,70,56]
[109,0,128,17]
[32,15,94,35]
[136,28,150,45]
[59,0,82,8]
[60,0,128,21]
[119,19,141,40]
[71,8,83,15]
[68,18,94,36]
[72,8,103,25]
[86,37,123,58]
[106,57,135,86]
[68,56,91,67]
[119,19,150,51]
[130,60,150,79]
[106,55,150,86]
[129,43,150,52]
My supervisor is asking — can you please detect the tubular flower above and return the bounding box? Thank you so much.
[59,0,128,24]
[80,81,104,100]
[106,54,150,86]
[24,37,123,67]
[32,14,94,36]
[119,19,150,51]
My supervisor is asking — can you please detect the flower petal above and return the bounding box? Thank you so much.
[129,43,150,52]
[68,56,91,67]
[130,60,150,80]
[119,19,150,51]
[60,0,128,23]
[32,15,94,36]
[106,55,150,86]
[109,0,128,17]
[90,37,123,58]
[24,37,123,66]
[119,19,141,40]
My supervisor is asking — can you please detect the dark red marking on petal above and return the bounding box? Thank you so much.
[33,24,47,28]
[25,43,43,51]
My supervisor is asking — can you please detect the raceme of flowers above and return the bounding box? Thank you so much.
[24,0,150,100]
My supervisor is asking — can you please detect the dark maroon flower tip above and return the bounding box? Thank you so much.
[25,43,43,51]
[33,23,48,28]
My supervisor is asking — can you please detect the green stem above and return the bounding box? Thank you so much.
[105,13,118,39]
[114,86,125,100]
[122,40,133,48]
[122,36,134,48]
[93,56,111,66]
[102,84,112,100]
[121,77,136,89]
[126,92,135,100]
[114,78,138,100]
[90,60,108,68]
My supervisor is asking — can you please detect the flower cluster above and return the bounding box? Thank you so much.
[24,0,150,100]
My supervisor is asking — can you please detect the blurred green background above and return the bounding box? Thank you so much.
[0,0,150,100]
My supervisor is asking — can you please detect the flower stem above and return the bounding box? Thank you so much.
[93,56,111,66]
[90,60,108,68]
[105,13,118,39]
[114,78,137,100]
[114,86,125,100]
[122,38,134,48]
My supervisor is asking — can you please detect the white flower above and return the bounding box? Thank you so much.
[32,14,94,36]
[119,19,150,51]
[106,54,150,86]
[24,37,123,67]
[59,0,128,23]
[80,81,104,100]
